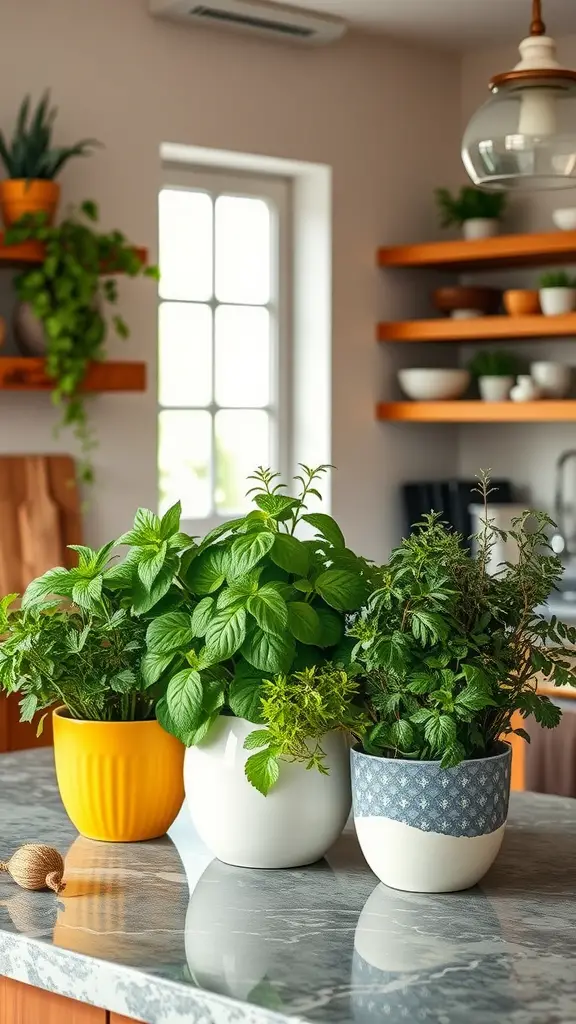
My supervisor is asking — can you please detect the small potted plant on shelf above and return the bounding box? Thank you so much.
[538,270,576,316]
[5,201,158,485]
[141,465,373,869]
[0,503,191,843]
[435,186,506,240]
[348,473,576,893]
[0,91,99,226]
[468,349,521,402]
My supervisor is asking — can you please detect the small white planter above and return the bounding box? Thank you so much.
[184,716,351,868]
[478,375,514,402]
[531,361,572,398]
[510,375,540,402]
[463,218,499,241]
[351,743,512,893]
[539,287,576,316]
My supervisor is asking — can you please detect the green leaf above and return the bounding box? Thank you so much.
[254,494,298,520]
[287,602,322,645]
[245,747,280,795]
[190,596,215,637]
[302,513,345,549]
[19,693,38,723]
[293,578,313,594]
[187,547,230,595]
[131,561,174,615]
[71,575,103,610]
[104,551,138,590]
[160,501,182,539]
[456,683,497,712]
[315,569,366,612]
[197,518,245,551]
[315,607,344,648]
[164,669,203,740]
[205,606,247,662]
[110,669,137,693]
[22,567,74,607]
[243,729,273,750]
[117,507,161,546]
[407,672,438,695]
[141,651,176,687]
[389,719,414,750]
[270,533,309,576]
[424,714,457,752]
[146,612,194,654]
[247,585,288,634]
[229,531,275,580]
[137,542,168,590]
[242,627,295,674]
[228,672,265,723]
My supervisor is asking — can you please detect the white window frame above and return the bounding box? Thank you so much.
[158,166,291,536]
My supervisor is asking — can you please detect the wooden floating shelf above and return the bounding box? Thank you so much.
[377,231,576,272]
[377,401,576,423]
[377,314,576,343]
[0,358,146,392]
[0,234,148,270]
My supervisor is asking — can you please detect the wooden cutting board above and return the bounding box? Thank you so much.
[0,455,81,752]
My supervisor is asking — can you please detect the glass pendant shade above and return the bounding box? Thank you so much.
[462,78,576,191]
[462,2,576,191]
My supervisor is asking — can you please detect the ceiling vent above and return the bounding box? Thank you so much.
[149,0,347,46]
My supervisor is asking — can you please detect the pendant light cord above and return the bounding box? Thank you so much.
[530,0,546,36]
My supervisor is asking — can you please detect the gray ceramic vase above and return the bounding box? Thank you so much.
[351,742,512,893]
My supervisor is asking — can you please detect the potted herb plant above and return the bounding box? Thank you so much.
[539,270,576,315]
[468,349,521,402]
[348,474,576,893]
[435,186,506,240]
[0,503,191,843]
[5,201,158,484]
[140,466,372,869]
[0,92,99,226]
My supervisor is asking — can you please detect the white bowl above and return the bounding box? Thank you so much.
[553,208,576,231]
[398,368,470,401]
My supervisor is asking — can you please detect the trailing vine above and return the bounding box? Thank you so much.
[6,201,158,484]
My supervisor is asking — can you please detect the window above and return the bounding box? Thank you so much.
[158,169,289,532]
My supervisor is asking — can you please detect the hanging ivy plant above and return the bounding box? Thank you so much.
[5,201,158,484]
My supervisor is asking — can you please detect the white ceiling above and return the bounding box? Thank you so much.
[269,0,576,52]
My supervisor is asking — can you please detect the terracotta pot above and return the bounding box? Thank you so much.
[52,707,185,842]
[0,179,60,227]
[504,289,541,316]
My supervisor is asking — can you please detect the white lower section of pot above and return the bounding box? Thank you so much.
[478,375,514,402]
[462,218,499,240]
[355,816,505,893]
[184,716,351,869]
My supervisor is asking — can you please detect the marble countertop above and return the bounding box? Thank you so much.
[1,751,576,1024]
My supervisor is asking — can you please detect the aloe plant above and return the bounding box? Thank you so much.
[0,92,100,180]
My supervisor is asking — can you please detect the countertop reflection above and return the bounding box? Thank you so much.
[1,748,575,1024]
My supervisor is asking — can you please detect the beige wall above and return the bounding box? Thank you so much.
[0,0,462,561]
[459,34,576,514]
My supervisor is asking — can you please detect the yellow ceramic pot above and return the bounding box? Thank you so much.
[0,179,60,227]
[52,708,185,842]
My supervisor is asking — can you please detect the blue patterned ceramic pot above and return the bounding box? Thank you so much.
[351,742,512,893]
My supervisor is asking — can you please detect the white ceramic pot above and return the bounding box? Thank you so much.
[478,375,514,402]
[510,375,540,402]
[398,368,470,401]
[539,287,576,316]
[552,208,576,231]
[351,743,512,893]
[184,716,351,868]
[531,361,572,398]
[462,218,499,241]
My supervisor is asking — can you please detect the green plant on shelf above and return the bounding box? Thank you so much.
[0,92,99,180]
[5,201,158,485]
[468,349,522,378]
[539,270,576,289]
[435,186,506,228]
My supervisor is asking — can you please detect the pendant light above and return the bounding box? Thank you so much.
[462,0,576,191]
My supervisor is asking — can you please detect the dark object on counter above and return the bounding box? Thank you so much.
[402,478,514,548]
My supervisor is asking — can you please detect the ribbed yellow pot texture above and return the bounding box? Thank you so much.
[52,708,185,842]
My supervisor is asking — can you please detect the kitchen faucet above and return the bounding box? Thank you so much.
[552,450,576,557]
